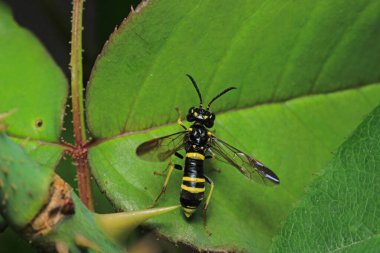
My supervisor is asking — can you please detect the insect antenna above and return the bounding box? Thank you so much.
[186,74,203,107]
[207,87,237,109]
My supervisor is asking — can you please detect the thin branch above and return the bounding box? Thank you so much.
[70,0,93,210]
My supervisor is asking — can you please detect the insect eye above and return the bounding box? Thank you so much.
[187,107,196,122]
[204,120,214,128]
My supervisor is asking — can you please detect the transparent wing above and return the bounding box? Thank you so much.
[136,131,187,162]
[209,136,280,185]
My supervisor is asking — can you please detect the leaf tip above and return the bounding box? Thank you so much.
[95,205,179,240]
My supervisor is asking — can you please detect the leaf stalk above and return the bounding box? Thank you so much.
[69,0,93,210]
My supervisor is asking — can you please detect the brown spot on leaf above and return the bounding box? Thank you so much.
[35,119,43,128]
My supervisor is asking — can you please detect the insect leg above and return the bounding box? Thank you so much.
[150,161,177,208]
[153,160,172,176]
[175,152,184,159]
[203,175,214,236]
[175,107,187,130]
[154,154,182,176]
[206,148,216,159]
[174,164,183,170]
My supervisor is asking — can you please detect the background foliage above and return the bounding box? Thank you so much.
[271,104,380,253]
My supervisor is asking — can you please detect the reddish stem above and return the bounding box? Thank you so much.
[69,0,93,210]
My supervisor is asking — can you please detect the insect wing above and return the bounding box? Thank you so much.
[209,136,280,185]
[136,131,187,162]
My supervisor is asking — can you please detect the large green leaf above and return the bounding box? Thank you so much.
[87,0,380,138]
[88,85,380,251]
[86,0,380,251]
[0,133,55,228]
[270,104,380,253]
[0,2,67,252]
[0,1,67,142]
[0,129,64,253]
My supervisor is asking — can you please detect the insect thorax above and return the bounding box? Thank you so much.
[186,124,209,153]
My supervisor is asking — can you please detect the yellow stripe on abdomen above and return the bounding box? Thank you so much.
[183,176,205,183]
[186,152,205,160]
[181,184,205,193]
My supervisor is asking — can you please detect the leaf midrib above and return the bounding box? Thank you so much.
[6,81,379,148]
[88,81,380,148]
[9,136,68,149]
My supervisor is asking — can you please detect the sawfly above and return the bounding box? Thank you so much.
[136,74,280,234]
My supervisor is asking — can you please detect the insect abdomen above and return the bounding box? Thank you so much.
[180,157,205,218]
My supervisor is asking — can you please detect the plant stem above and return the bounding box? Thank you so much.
[70,0,93,210]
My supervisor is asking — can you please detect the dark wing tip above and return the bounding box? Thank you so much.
[265,172,280,184]
[255,161,280,185]
[136,139,157,157]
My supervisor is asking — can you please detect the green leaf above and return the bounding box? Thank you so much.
[85,0,380,251]
[0,1,67,234]
[0,3,68,251]
[270,104,380,253]
[0,2,67,142]
[0,133,53,228]
[86,0,380,251]
[88,85,380,251]
[87,0,380,138]
[12,138,65,168]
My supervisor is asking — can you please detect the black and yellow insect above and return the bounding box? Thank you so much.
[136,74,280,231]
